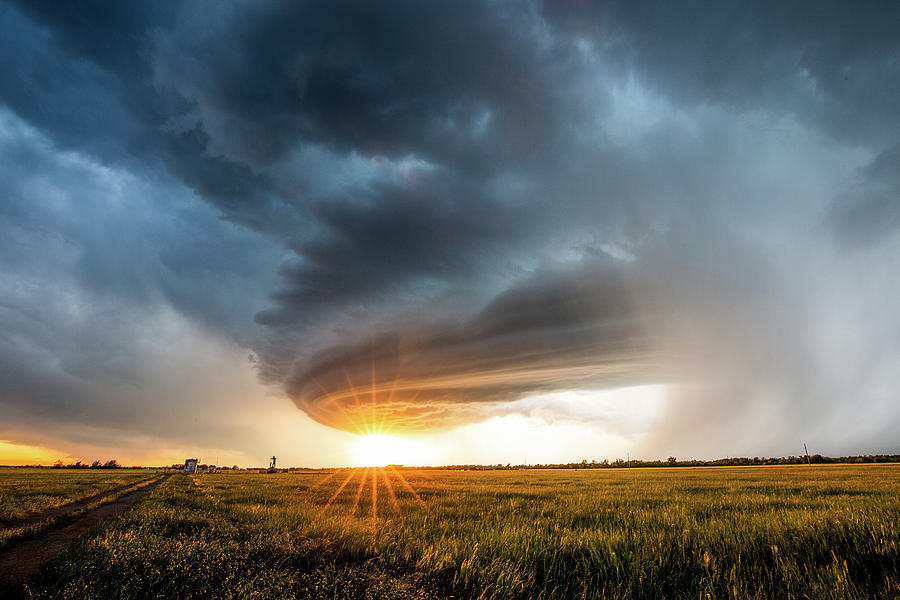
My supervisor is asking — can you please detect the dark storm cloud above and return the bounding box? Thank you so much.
[143,1,614,387]
[2,0,900,455]
[0,105,278,343]
[0,0,306,240]
[0,105,281,449]
[0,1,171,162]
[543,1,900,146]
[151,1,572,170]
[255,174,523,325]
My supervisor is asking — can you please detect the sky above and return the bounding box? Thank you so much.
[1,1,899,467]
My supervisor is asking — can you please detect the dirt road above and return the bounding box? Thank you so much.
[0,474,170,590]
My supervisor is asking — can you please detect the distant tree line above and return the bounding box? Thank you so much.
[0,459,141,469]
[405,454,900,471]
[50,459,124,468]
[6,460,238,470]
[7,454,899,470]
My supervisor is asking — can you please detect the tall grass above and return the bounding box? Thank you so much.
[19,465,900,599]
[0,469,151,521]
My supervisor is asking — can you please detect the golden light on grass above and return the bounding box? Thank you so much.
[314,465,429,552]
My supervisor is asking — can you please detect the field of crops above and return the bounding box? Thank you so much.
[7,465,900,599]
[0,469,153,522]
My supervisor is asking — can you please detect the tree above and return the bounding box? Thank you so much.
[102,459,120,469]
[667,456,677,465]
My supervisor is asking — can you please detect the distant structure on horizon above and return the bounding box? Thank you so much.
[183,458,198,474]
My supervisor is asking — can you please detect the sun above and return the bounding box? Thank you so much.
[351,433,437,467]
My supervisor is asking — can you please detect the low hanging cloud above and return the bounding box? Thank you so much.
[286,262,665,432]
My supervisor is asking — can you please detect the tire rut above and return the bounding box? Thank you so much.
[0,473,162,529]
[0,474,171,590]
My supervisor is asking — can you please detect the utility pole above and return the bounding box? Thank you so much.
[803,443,811,465]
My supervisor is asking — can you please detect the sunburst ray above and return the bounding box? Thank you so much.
[387,465,427,508]
[308,469,339,491]
[350,467,368,515]
[313,377,367,436]
[318,468,359,517]
[370,466,378,544]
[378,466,400,513]
[342,367,370,435]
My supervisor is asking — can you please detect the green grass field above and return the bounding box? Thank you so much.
[7,465,900,599]
[0,469,154,522]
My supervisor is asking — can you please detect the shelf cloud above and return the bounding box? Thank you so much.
[287,262,664,432]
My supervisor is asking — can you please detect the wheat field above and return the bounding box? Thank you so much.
[8,464,899,599]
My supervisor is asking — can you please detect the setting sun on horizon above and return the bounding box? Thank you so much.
[351,433,441,468]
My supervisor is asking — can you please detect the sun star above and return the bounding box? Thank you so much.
[351,433,436,467]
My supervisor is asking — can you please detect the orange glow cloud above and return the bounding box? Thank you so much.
[286,264,666,433]
[0,440,78,466]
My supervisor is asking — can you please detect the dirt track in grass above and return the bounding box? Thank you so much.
[0,474,169,590]
[0,473,161,529]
